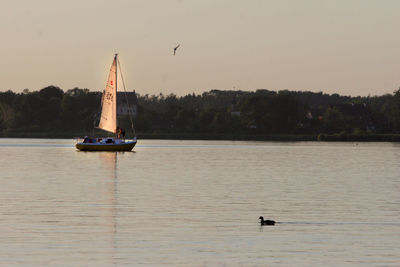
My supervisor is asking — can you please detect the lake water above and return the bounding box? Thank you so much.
[0,139,399,266]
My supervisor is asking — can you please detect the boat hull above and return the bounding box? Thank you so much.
[76,141,136,151]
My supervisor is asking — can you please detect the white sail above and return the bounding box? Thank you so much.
[98,55,117,133]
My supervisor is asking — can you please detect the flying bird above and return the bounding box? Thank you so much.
[173,44,180,56]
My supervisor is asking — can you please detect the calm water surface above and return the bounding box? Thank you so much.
[0,139,399,266]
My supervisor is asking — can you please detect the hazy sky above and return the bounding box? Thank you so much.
[2,0,400,96]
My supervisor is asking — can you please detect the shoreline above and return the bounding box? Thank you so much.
[1,132,400,142]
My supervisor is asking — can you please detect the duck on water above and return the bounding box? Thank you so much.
[259,216,275,225]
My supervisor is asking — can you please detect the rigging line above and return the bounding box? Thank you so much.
[117,58,136,136]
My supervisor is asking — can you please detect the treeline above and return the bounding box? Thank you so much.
[1,86,400,140]
[0,87,101,137]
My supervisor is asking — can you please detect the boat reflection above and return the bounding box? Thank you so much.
[98,152,118,265]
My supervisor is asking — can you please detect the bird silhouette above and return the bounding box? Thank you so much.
[173,44,180,56]
[259,216,275,225]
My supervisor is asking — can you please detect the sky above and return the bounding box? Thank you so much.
[1,0,400,96]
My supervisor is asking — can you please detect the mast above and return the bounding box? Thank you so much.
[115,53,118,136]
[115,53,118,94]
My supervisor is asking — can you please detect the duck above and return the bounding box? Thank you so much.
[259,216,275,225]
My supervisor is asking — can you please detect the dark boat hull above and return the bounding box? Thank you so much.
[76,140,136,151]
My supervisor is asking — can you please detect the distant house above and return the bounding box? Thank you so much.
[117,91,137,117]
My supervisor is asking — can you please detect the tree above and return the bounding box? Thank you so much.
[322,107,346,134]
[392,88,400,132]
[0,103,15,131]
[37,86,64,126]
[60,88,100,131]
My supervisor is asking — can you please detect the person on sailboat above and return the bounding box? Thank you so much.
[117,127,125,139]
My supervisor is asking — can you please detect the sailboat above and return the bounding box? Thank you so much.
[75,54,137,151]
